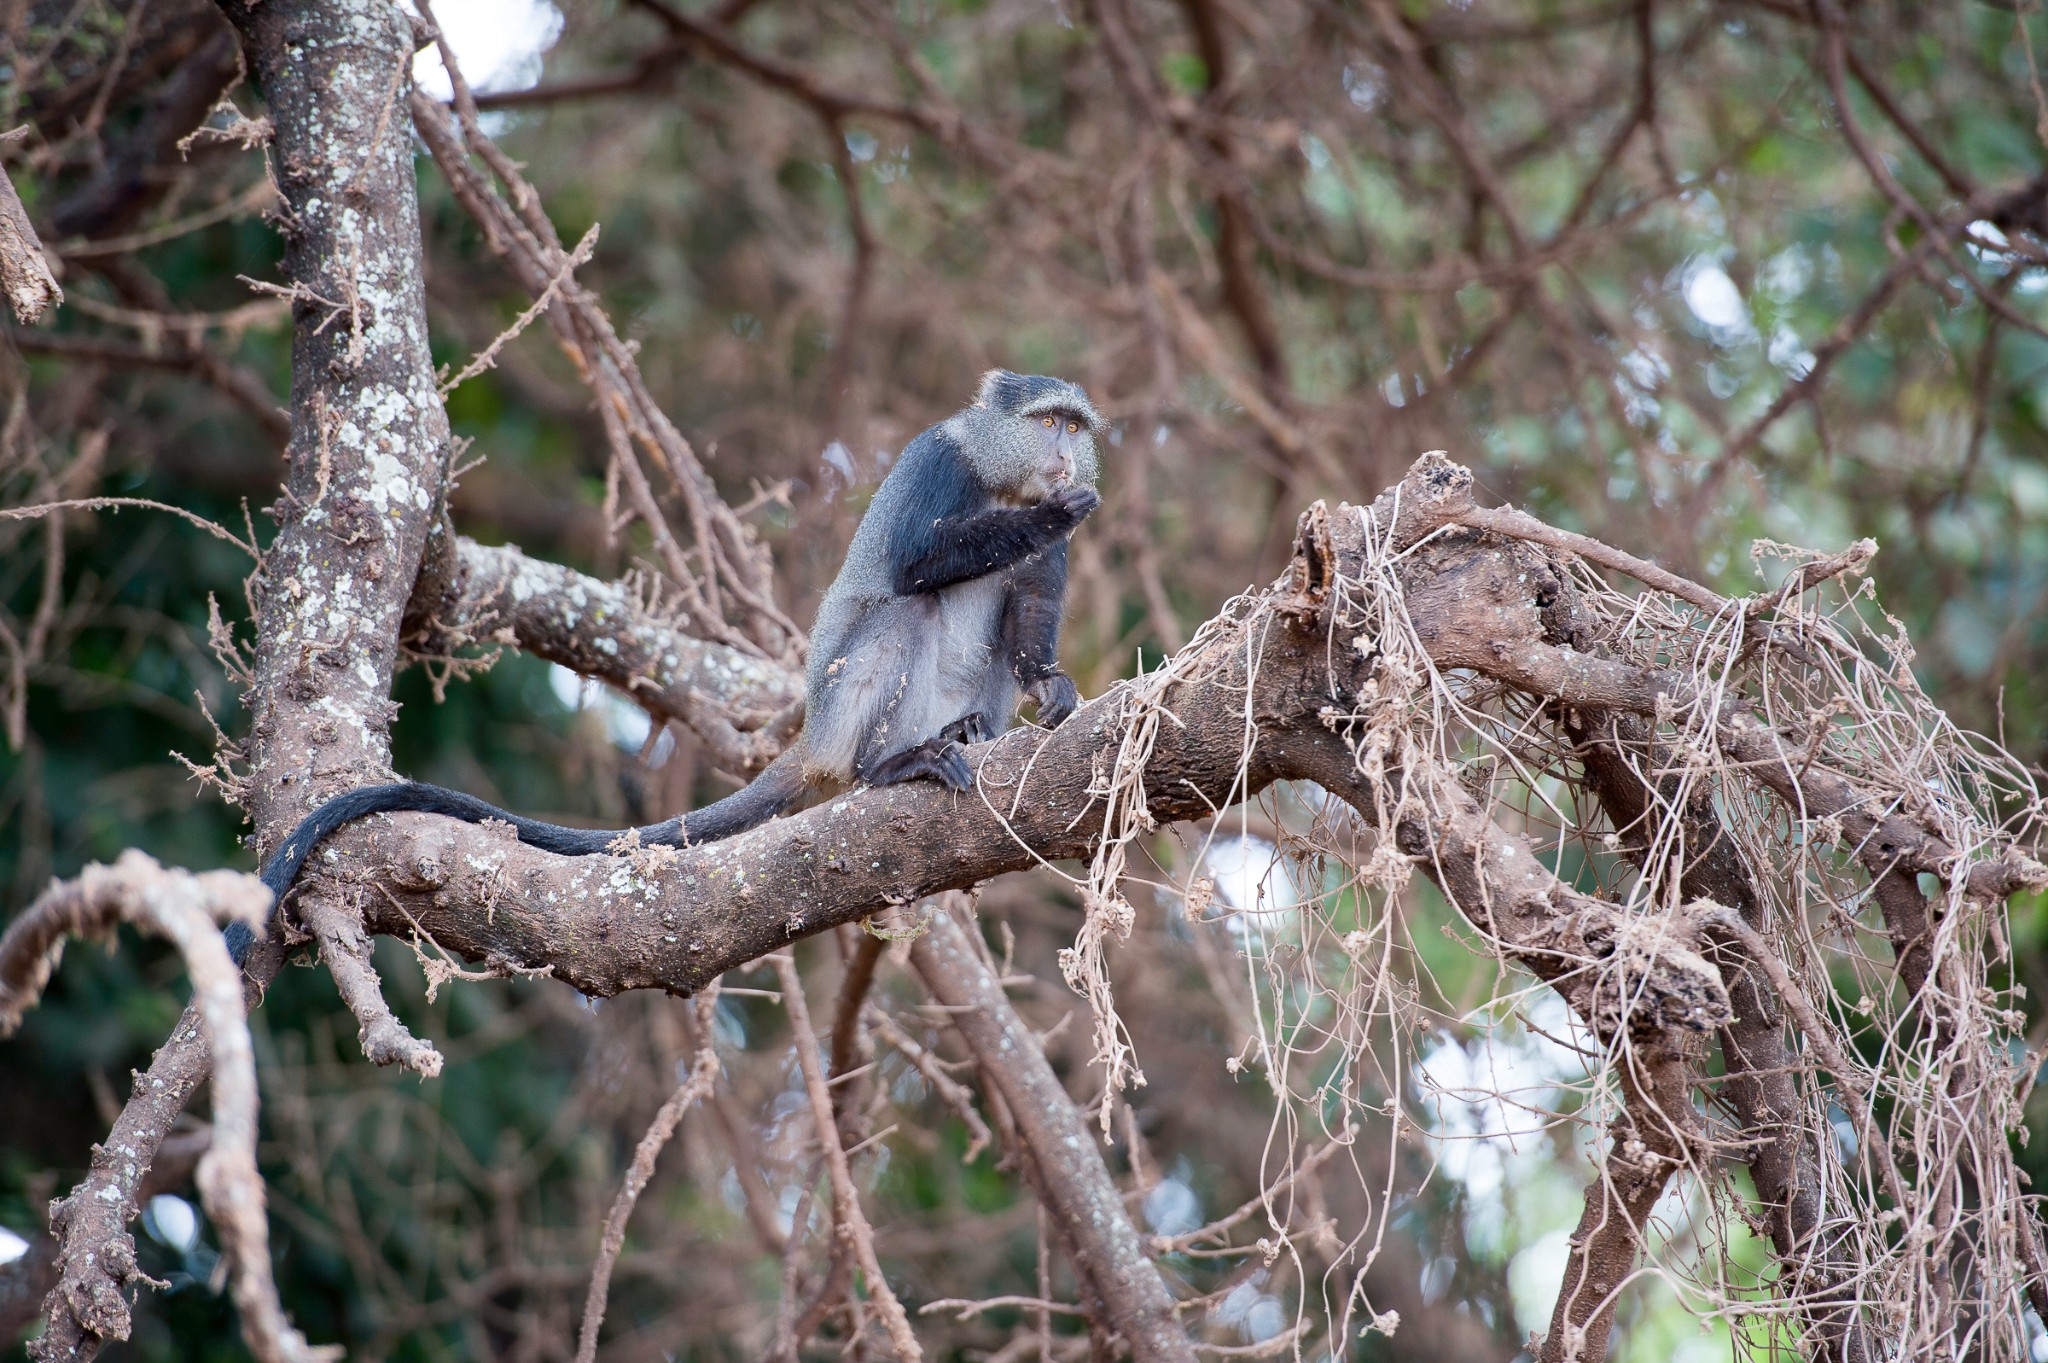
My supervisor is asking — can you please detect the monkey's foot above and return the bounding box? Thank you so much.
[1026,673,1080,728]
[865,739,972,792]
[940,712,994,746]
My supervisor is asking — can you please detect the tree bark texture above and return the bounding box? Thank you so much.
[29,1,450,1355]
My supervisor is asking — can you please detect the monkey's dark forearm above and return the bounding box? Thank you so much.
[1004,542,1080,727]
[892,505,1078,595]
[1005,541,1069,684]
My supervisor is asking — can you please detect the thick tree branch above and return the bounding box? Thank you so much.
[0,1127,208,1347]
[1560,701,1873,1362]
[32,0,457,1353]
[1351,456,2047,904]
[219,0,455,845]
[1540,1056,1698,1363]
[414,538,803,775]
[229,462,1738,1078]
[1425,618,2045,902]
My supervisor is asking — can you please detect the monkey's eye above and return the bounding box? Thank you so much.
[1041,415,1056,428]
[1066,420,1081,434]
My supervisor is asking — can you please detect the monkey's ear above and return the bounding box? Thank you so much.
[974,369,1022,411]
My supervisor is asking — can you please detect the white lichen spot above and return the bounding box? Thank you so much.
[509,558,551,603]
[365,448,421,512]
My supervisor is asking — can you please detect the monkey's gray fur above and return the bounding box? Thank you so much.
[799,369,1103,783]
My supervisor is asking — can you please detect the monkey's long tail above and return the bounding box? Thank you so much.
[226,747,811,963]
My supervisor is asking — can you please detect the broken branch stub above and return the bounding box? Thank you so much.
[0,151,62,325]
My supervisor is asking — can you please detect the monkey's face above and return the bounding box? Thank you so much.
[1025,409,1093,498]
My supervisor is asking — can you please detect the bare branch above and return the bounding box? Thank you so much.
[407,86,801,661]
[294,891,443,1077]
[575,994,721,1363]
[0,328,290,440]
[0,852,324,1363]
[867,1009,994,1162]
[27,0,464,1351]
[416,538,802,775]
[909,902,1196,1363]
[771,953,923,1361]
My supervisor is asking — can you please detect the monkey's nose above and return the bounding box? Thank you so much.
[1045,442,1075,484]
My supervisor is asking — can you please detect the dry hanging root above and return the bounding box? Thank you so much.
[1058,453,2047,1359]
[1076,589,1266,1131]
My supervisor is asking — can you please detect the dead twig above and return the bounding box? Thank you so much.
[574,992,722,1363]
[0,852,327,1363]
[770,953,924,1361]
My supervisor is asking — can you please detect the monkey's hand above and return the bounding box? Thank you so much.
[1026,673,1080,728]
[1036,484,1100,533]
